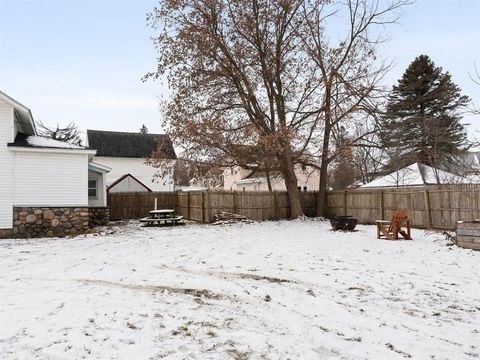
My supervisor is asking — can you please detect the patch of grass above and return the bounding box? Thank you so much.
[228,349,250,360]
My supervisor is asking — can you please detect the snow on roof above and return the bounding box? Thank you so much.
[361,162,480,188]
[26,135,84,149]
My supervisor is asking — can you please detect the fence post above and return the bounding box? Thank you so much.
[424,189,432,228]
[187,192,191,220]
[315,191,319,217]
[206,190,211,223]
[380,190,385,220]
[343,190,348,216]
[202,191,206,223]
[274,191,279,220]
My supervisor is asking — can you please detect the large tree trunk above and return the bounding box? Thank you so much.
[281,148,304,219]
[318,139,330,217]
[317,88,332,217]
[265,168,273,191]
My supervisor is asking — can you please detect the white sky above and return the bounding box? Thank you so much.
[1,0,479,138]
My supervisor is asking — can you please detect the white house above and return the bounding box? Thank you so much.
[0,90,109,238]
[87,130,176,192]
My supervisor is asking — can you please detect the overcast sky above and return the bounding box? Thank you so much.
[1,0,479,138]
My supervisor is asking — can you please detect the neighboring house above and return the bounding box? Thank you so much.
[86,130,177,192]
[189,167,224,189]
[223,164,320,192]
[0,90,110,238]
[360,162,480,188]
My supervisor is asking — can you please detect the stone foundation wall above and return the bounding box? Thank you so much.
[11,207,90,238]
[89,207,110,227]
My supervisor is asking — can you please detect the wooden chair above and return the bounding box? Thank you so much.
[376,209,412,240]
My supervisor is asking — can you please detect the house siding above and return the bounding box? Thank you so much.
[224,165,320,192]
[13,151,89,206]
[94,156,175,192]
[0,98,14,229]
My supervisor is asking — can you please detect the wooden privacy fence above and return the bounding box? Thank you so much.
[108,190,317,223]
[326,185,480,229]
[108,185,480,229]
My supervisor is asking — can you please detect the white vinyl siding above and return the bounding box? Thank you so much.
[13,151,89,206]
[0,99,13,228]
[94,156,175,192]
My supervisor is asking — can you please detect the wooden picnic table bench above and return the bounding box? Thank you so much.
[140,209,184,226]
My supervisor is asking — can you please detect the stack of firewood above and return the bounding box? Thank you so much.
[211,211,254,225]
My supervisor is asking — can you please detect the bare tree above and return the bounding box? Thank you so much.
[350,121,386,185]
[145,0,410,217]
[298,0,412,215]
[145,0,331,218]
[36,121,83,145]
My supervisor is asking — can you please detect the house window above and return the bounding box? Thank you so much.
[303,186,307,192]
[297,186,302,192]
[302,164,307,171]
[88,180,97,198]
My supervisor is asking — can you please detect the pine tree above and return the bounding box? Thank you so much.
[381,55,470,171]
[140,124,149,135]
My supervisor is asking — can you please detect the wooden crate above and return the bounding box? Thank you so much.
[456,221,480,250]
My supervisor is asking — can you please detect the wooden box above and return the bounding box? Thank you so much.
[456,220,480,250]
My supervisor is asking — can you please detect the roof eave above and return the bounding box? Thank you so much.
[8,145,97,155]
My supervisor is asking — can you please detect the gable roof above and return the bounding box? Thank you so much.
[107,173,153,193]
[87,130,176,159]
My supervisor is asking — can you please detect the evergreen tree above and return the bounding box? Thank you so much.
[140,124,149,135]
[381,55,470,171]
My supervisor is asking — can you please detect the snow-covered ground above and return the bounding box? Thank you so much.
[0,220,479,359]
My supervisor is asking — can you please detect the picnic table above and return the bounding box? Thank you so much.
[140,209,184,226]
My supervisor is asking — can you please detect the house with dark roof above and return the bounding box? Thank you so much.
[87,130,177,192]
[0,90,110,239]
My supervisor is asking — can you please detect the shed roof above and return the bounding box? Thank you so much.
[360,163,480,188]
[87,130,176,159]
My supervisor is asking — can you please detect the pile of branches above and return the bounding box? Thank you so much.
[211,212,254,225]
